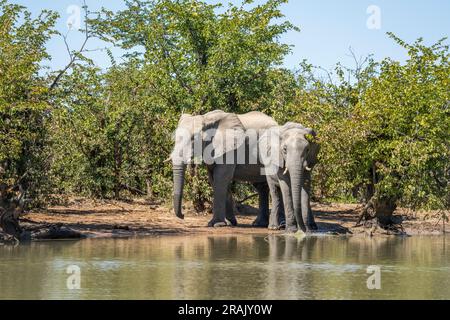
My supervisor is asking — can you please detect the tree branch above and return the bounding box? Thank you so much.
[49,0,91,90]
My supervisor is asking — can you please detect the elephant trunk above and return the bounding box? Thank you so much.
[173,164,186,219]
[288,159,307,232]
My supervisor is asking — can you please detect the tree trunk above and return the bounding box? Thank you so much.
[373,197,397,226]
[0,184,24,240]
[357,195,399,230]
[145,177,153,199]
[356,163,401,231]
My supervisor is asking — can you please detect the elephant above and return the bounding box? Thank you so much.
[171,110,279,228]
[259,122,320,233]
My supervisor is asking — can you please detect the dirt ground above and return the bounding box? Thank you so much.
[17,197,447,239]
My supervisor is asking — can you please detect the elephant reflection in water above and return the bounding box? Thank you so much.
[170,236,243,299]
[261,235,320,299]
[168,235,321,299]
[266,235,319,261]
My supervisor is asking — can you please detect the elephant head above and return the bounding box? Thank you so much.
[171,110,245,219]
[260,122,319,232]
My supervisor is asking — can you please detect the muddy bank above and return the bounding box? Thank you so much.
[1,198,447,241]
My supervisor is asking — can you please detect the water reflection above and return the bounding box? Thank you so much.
[0,235,448,299]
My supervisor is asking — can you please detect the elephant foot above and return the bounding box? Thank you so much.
[252,218,269,228]
[285,225,298,234]
[308,222,318,231]
[269,220,286,230]
[208,219,228,228]
[226,217,238,227]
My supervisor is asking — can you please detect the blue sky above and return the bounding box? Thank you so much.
[8,0,450,72]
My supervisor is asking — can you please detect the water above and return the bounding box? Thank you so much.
[0,235,449,300]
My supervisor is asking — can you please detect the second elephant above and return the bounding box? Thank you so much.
[259,122,320,233]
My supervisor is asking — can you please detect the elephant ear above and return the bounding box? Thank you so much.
[281,122,316,137]
[259,126,283,175]
[281,122,303,131]
[205,112,245,160]
[171,114,202,165]
[305,142,320,169]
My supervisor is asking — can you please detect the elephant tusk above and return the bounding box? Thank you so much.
[283,167,288,175]
[305,166,312,171]
[163,157,172,163]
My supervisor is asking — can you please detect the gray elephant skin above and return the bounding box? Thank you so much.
[171,110,278,228]
[259,122,320,233]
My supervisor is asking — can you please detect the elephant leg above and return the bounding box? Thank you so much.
[267,176,285,230]
[307,205,317,230]
[208,164,235,228]
[207,167,214,185]
[207,166,236,226]
[252,182,270,228]
[278,175,297,233]
[225,191,238,226]
[302,171,318,232]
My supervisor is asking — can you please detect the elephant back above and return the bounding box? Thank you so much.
[238,111,278,131]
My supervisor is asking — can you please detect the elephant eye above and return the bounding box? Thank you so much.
[282,145,287,154]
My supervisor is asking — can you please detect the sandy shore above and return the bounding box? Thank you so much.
[13,197,447,239]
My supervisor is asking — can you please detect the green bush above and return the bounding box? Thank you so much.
[291,34,450,212]
[0,1,58,207]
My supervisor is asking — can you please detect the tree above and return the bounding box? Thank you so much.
[354,34,449,225]
[51,62,175,199]
[0,1,58,207]
[291,35,449,229]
